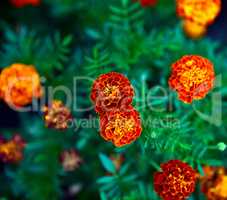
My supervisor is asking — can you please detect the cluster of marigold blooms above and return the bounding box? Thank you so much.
[176,0,221,39]
[0,53,216,161]
[0,63,71,130]
[91,72,142,147]
[153,160,227,200]
[0,63,81,170]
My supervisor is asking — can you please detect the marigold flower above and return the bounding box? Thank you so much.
[0,134,26,163]
[200,166,227,200]
[169,55,215,103]
[183,19,207,39]
[91,72,134,113]
[0,63,43,107]
[10,0,40,7]
[42,100,72,131]
[100,105,142,147]
[136,0,158,7]
[176,0,221,26]
[154,160,196,200]
[60,149,82,172]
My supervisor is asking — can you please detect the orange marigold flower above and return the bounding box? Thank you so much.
[91,72,134,113]
[60,149,82,172]
[176,0,221,26]
[0,63,43,107]
[42,100,72,131]
[169,55,215,104]
[10,0,40,7]
[154,160,196,200]
[0,134,26,163]
[183,19,207,39]
[200,166,227,200]
[100,105,142,147]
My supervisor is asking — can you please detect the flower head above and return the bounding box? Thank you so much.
[183,19,207,39]
[0,134,26,163]
[60,149,82,172]
[169,55,215,103]
[154,160,196,200]
[10,0,40,7]
[42,100,72,131]
[176,0,221,26]
[91,72,134,113]
[200,166,227,200]
[100,105,142,147]
[0,63,43,107]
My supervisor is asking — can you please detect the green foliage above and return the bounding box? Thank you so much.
[0,27,72,77]
[109,0,144,31]
[98,153,138,199]
[84,45,112,77]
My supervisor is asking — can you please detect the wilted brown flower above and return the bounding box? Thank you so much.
[42,100,72,130]
[60,149,82,172]
[0,134,26,163]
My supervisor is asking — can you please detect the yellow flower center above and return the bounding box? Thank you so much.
[103,85,119,97]
[106,115,135,137]
[179,60,208,90]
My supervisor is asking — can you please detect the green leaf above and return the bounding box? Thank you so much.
[97,176,116,184]
[63,35,73,46]
[99,153,116,174]
[100,192,108,200]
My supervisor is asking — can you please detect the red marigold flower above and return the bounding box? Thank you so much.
[10,0,40,8]
[91,72,134,113]
[176,0,221,26]
[136,0,158,7]
[42,100,72,131]
[0,63,43,107]
[0,134,26,163]
[100,105,142,147]
[60,149,82,172]
[154,160,196,200]
[200,166,227,200]
[169,55,215,103]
